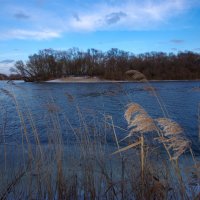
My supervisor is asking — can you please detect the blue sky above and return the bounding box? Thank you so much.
[0,0,200,74]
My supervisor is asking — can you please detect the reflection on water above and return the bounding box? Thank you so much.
[0,80,200,154]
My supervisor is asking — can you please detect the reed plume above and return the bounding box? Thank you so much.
[124,103,156,138]
[156,118,190,160]
[125,70,146,81]
[113,103,156,154]
[114,103,158,195]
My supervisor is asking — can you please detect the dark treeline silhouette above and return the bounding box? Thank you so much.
[0,73,8,80]
[12,48,200,81]
[0,73,22,81]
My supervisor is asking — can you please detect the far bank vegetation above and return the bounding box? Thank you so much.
[11,48,200,81]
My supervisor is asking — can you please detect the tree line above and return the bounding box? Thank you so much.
[0,73,22,81]
[10,48,200,81]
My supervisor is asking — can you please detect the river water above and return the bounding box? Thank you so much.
[0,80,200,155]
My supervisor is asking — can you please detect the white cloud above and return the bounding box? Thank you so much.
[1,29,61,40]
[0,62,14,75]
[68,0,196,31]
[193,48,200,51]
[0,59,15,64]
[0,0,199,39]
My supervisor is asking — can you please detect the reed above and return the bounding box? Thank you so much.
[198,103,200,142]
[111,70,199,199]
[0,79,199,199]
[156,118,190,160]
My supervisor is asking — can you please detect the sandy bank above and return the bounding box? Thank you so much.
[46,76,129,83]
[45,76,200,83]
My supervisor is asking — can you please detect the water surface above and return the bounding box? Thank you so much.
[0,80,199,154]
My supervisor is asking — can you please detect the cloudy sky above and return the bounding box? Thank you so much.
[0,0,200,74]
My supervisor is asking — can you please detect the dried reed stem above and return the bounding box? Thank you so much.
[140,135,144,185]
[111,140,141,155]
[198,103,200,141]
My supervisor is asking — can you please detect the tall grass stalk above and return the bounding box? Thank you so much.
[0,79,199,199]
[198,103,200,142]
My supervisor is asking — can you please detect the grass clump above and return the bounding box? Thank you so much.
[0,76,199,199]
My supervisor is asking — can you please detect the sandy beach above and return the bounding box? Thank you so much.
[46,76,130,83]
[45,76,200,83]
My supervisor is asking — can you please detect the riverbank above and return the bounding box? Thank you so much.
[46,76,129,83]
[45,76,200,83]
[0,80,199,199]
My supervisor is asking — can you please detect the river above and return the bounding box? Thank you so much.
[0,80,200,155]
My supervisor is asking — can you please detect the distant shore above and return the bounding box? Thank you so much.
[46,76,129,83]
[1,76,199,83]
[45,76,200,83]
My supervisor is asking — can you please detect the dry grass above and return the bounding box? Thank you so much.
[0,78,199,199]
[125,103,156,135]
[125,70,146,81]
[156,118,190,160]
[198,103,200,142]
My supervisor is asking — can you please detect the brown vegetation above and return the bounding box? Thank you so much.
[12,48,200,82]
[0,72,200,199]
[0,73,22,81]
